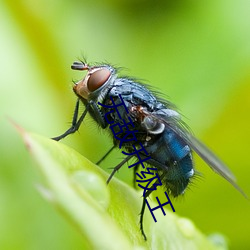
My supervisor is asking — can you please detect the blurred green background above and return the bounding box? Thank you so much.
[1,0,250,249]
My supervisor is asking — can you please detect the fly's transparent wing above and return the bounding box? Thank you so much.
[185,133,236,181]
[148,110,247,198]
[171,123,247,198]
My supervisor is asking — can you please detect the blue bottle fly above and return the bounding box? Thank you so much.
[52,60,246,239]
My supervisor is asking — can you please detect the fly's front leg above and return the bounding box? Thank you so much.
[89,100,107,129]
[52,99,89,141]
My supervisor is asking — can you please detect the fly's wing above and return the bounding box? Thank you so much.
[179,130,248,198]
[149,110,248,198]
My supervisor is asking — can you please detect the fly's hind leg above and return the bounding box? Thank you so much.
[139,189,153,241]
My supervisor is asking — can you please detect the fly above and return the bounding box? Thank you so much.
[52,60,247,240]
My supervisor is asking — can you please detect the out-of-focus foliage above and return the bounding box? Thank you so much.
[16,129,224,250]
[0,0,249,249]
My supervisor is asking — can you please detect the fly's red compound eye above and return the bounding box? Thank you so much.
[87,68,111,92]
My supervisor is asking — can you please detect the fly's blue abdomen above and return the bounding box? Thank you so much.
[146,128,193,196]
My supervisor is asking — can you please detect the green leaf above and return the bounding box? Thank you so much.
[19,127,226,250]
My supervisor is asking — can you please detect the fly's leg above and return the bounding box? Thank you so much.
[52,100,89,141]
[89,99,113,164]
[107,155,133,184]
[89,100,107,129]
[140,189,154,241]
[133,164,139,188]
[133,151,165,187]
[96,145,116,165]
[142,157,169,171]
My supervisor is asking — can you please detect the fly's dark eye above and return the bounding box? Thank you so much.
[87,69,111,92]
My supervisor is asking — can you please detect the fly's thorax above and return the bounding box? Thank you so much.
[73,64,117,103]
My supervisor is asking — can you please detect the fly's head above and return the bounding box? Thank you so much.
[72,61,116,101]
